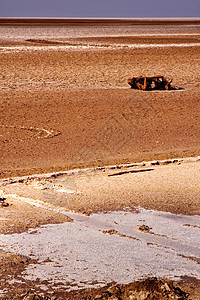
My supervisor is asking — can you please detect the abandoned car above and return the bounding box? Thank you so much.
[128,76,176,91]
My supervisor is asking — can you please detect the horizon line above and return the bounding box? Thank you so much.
[0,17,200,20]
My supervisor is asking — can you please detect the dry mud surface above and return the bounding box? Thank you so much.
[0,20,200,178]
[0,159,200,299]
[0,19,200,299]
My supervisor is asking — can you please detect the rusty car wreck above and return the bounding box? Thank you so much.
[128,76,177,91]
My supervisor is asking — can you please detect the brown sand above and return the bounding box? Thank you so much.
[0,42,200,178]
[1,158,200,225]
[0,159,200,300]
[0,20,200,299]
[0,197,73,234]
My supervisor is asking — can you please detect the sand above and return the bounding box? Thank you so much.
[1,157,200,221]
[0,160,200,299]
[0,20,200,178]
[0,18,200,299]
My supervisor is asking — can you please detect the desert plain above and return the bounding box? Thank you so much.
[0,18,200,299]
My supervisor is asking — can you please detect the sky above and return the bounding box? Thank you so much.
[0,0,200,18]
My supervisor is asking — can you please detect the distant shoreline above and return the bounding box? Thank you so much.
[0,17,200,26]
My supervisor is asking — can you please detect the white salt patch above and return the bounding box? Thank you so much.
[56,189,76,194]
[0,43,200,53]
[0,290,6,296]
[0,208,199,290]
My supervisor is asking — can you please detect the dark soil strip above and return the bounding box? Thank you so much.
[108,168,154,177]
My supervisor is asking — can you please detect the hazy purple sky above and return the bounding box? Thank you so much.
[0,0,199,18]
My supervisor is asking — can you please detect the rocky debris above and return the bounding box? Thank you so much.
[0,197,9,207]
[102,229,119,235]
[138,224,152,232]
[91,278,189,300]
[20,291,53,300]
[101,229,139,241]
[160,160,172,165]
[0,157,195,188]
[150,160,160,166]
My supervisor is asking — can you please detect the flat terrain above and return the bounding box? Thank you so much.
[0,19,200,299]
[1,157,200,232]
[0,159,200,299]
[0,26,199,178]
